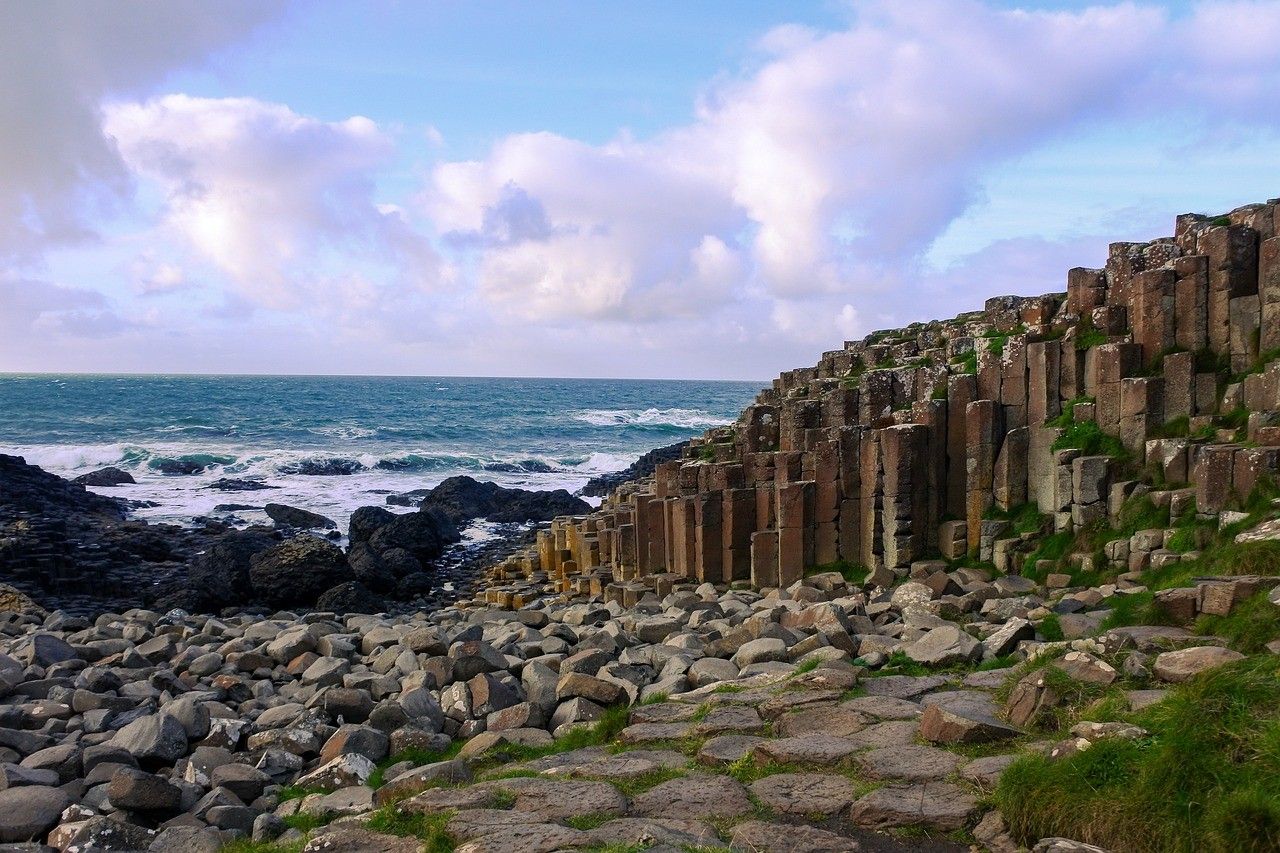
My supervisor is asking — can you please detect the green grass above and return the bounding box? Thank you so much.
[608,766,688,796]
[1038,613,1064,642]
[282,812,329,833]
[792,657,822,675]
[985,502,1047,535]
[365,806,455,853]
[1194,591,1280,653]
[1021,531,1074,581]
[953,350,978,374]
[1075,322,1108,351]
[276,785,325,803]
[805,559,870,585]
[1050,419,1128,458]
[1098,590,1165,631]
[996,655,1280,852]
[1150,415,1190,438]
[565,813,616,831]
[725,755,804,785]
[640,692,668,705]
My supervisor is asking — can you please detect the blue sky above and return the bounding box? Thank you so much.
[2,0,1279,379]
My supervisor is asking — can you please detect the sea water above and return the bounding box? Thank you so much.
[0,374,761,529]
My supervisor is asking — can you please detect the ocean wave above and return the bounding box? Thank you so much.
[571,408,730,429]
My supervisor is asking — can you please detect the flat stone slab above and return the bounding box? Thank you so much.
[400,786,498,813]
[302,826,421,853]
[919,703,1021,745]
[754,734,861,766]
[587,817,720,849]
[963,668,1016,689]
[617,722,692,744]
[861,675,950,699]
[750,772,858,816]
[842,695,922,720]
[856,745,962,782]
[775,705,869,738]
[691,704,766,736]
[757,690,842,720]
[848,781,978,831]
[630,773,752,821]
[697,735,768,766]
[544,749,686,781]
[453,823,591,853]
[447,809,546,841]
[729,819,875,852]
[502,746,610,775]
[919,690,1000,717]
[960,754,1018,790]
[471,777,627,820]
[1153,646,1245,682]
[628,703,700,724]
[844,720,919,751]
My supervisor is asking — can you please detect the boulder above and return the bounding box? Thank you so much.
[0,785,70,842]
[418,475,590,525]
[249,536,351,607]
[187,529,277,609]
[1153,646,1245,683]
[73,466,134,486]
[905,625,981,667]
[265,503,337,530]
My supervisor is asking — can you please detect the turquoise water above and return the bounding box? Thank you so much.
[0,375,761,526]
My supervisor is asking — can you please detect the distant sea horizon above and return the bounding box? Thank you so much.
[0,374,763,530]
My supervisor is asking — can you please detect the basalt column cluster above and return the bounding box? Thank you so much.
[485,199,1280,604]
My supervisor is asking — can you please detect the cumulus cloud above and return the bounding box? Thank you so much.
[105,95,443,309]
[424,0,1280,343]
[0,0,283,262]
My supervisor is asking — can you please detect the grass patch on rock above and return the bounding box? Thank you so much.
[996,655,1280,852]
[366,806,455,853]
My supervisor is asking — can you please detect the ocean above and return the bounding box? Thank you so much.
[0,374,762,529]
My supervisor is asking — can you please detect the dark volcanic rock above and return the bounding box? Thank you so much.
[188,530,278,609]
[249,536,351,608]
[348,506,396,546]
[150,458,208,475]
[207,478,276,492]
[482,459,554,474]
[369,509,459,564]
[265,503,337,530]
[0,454,124,520]
[73,466,135,487]
[579,440,689,497]
[316,581,386,614]
[278,458,364,476]
[418,476,590,525]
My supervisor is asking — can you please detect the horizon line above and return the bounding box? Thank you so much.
[0,370,769,385]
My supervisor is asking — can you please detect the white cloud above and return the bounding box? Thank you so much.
[0,0,283,262]
[423,0,1280,347]
[105,95,443,309]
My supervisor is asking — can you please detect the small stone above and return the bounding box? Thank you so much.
[1153,646,1245,682]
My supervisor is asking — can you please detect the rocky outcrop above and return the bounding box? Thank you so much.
[416,476,591,525]
[579,440,690,497]
[72,466,135,487]
[487,199,1280,596]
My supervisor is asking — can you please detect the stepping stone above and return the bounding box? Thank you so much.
[399,786,499,813]
[453,823,591,853]
[692,705,766,736]
[548,750,686,781]
[749,772,858,816]
[842,695,922,720]
[588,817,720,849]
[920,690,1000,717]
[963,668,1016,689]
[754,734,861,766]
[775,705,868,738]
[1101,625,1206,653]
[617,722,692,744]
[844,720,919,751]
[729,820,869,852]
[301,826,421,853]
[502,746,611,775]
[1054,651,1118,685]
[856,745,962,782]
[919,703,1021,745]
[960,754,1018,790]
[630,773,752,821]
[757,690,841,720]
[471,777,627,821]
[861,675,949,699]
[848,781,978,831]
[1153,646,1245,682]
[697,735,768,766]
[628,703,700,724]
[447,809,546,841]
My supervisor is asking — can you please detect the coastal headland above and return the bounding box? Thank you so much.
[2,199,1280,851]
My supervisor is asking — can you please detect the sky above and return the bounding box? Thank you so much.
[2,0,1280,380]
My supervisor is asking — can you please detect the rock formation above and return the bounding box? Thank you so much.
[486,200,1280,601]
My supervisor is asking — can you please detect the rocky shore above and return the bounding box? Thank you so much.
[2,198,1280,852]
